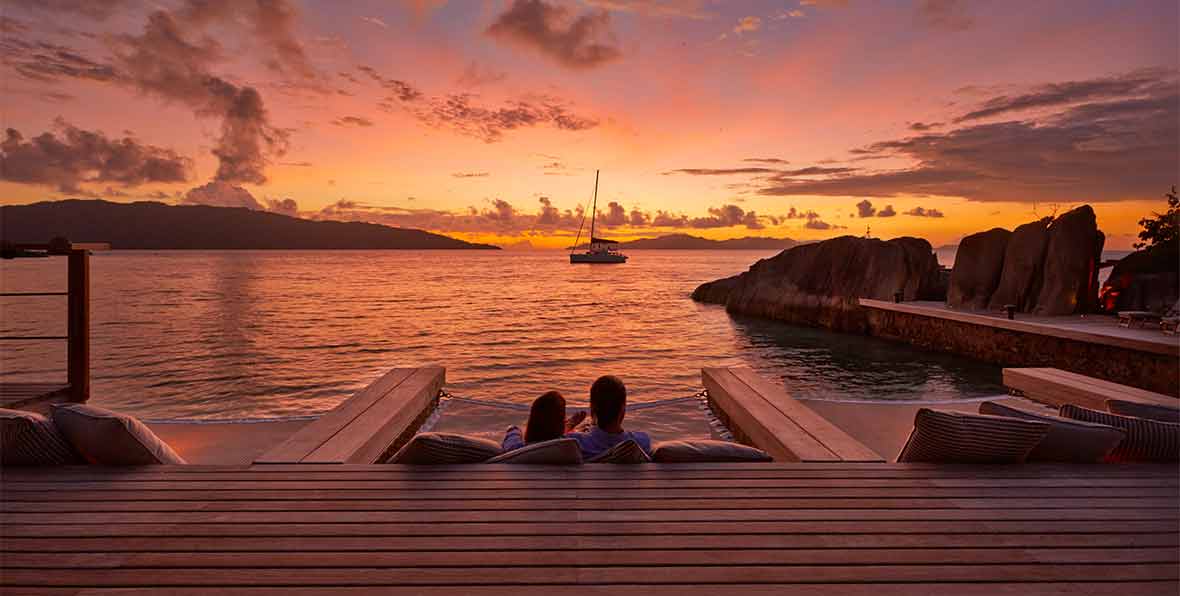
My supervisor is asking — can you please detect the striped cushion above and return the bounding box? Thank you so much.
[52,404,186,465]
[486,438,582,465]
[587,439,651,464]
[1105,399,1180,424]
[0,408,80,466]
[1061,404,1179,462]
[896,408,1049,464]
[979,401,1124,463]
[387,432,501,464]
[652,440,773,463]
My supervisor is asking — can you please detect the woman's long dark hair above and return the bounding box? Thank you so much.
[524,391,566,444]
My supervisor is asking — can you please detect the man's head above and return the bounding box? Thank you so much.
[590,375,627,431]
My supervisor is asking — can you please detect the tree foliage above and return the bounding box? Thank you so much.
[1134,186,1179,251]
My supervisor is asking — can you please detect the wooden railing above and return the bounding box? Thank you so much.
[1,243,101,403]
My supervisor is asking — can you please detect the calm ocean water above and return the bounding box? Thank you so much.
[1,250,1003,429]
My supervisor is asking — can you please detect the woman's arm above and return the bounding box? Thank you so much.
[565,410,588,432]
[501,426,524,451]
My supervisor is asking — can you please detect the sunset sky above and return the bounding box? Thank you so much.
[1,0,1177,249]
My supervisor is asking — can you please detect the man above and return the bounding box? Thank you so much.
[567,375,651,459]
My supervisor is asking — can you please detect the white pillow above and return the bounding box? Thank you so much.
[486,438,582,465]
[52,404,185,465]
[387,432,501,464]
[0,408,80,466]
[587,439,651,464]
[652,439,773,463]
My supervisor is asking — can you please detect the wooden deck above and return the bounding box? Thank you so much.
[1004,367,1179,410]
[1,463,1176,593]
[0,382,70,411]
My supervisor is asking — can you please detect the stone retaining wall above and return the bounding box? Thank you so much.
[864,307,1179,397]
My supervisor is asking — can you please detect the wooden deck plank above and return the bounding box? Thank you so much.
[7,533,1176,552]
[5,467,1177,482]
[5,463,1176,480]
[7,496,1174,512]
[7,547,1177,569]
[5,477,1173,491]
[52,583,1180,596]
[7,505,1175,524]
[253,368,416,464]
[6,520,1176,539]
[4,564,1177,586]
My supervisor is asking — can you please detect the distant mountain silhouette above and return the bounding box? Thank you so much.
[613,233,798,250]
[1,200,498,250]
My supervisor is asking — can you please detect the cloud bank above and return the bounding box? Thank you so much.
[1,121,190,193]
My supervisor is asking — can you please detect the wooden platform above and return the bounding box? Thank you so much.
[1004,368,1179,410]
[255,367,444,464]
[703,367,884,462]
[0,382,70,411]
[1,463,1176,593]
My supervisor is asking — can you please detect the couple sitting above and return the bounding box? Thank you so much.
[502,375,651,459]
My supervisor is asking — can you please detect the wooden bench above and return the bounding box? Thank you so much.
[1003,367,1178,411]
[255,367,444,464]
[702,367,884,462]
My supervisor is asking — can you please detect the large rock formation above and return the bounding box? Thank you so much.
[946,206,1104,315]
[1035,205,1104,315]
[691,235,943,333]
[1100,243,1180,313]
[946,228,1011,310]
[987,217,1051,311]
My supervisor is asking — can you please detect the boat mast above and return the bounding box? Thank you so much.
[589,169,599,244]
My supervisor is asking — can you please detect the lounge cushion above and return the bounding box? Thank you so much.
[0,408,81,466]
[652,440,773,463]
[1061,404,1179,462]
[979,401,1124,463]
[486,438,582,465]
[387,432,500,464]
[587,439,651,464]
[896,408,1049,464]
[51,404,185,465]
[1106,399,1180,424]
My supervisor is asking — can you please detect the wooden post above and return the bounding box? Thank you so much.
[67,249,90,402]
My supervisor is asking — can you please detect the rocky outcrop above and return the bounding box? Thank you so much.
[987,217,1051,311]
[947,228,1011,310]
[1035,206,1104,315]
[1100,243,1180,313]
[945,206,1104,315]
[691,235,943,333]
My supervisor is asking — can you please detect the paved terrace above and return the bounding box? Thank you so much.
[2,463,1177,594]
[859,300,1179,357]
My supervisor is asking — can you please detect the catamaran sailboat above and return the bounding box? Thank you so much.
[570,170,627,264]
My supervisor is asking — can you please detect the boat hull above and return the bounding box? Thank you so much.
[570,253,627,264]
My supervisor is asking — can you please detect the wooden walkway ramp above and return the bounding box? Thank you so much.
[255,367,444,464]
[703,367,884,462]
[2,463,1177,594]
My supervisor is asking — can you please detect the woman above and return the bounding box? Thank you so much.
[501,391,587,452]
